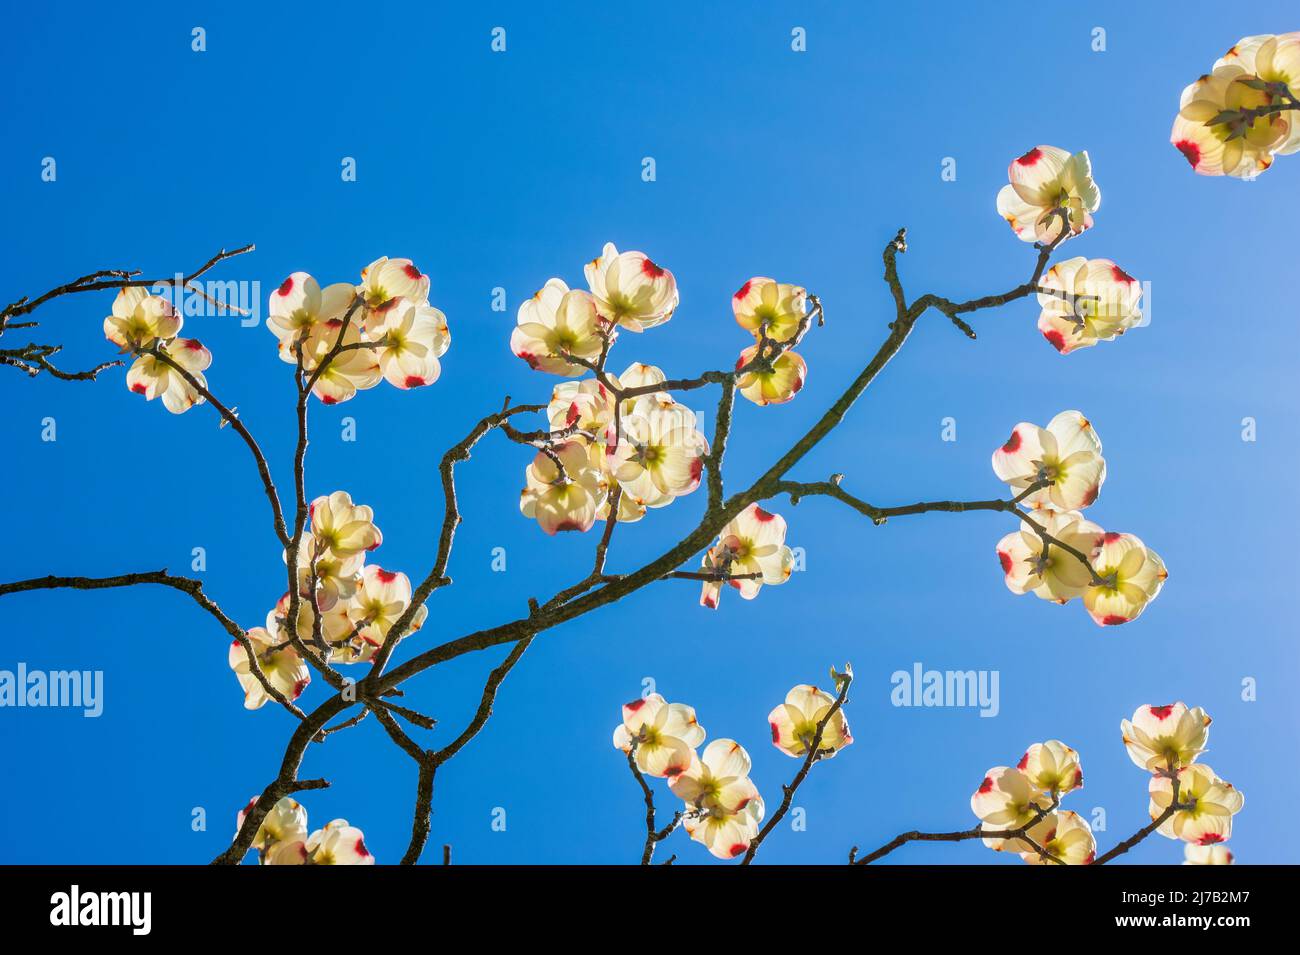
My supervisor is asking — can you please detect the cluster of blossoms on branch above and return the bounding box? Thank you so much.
[995,146,1145,355]
[1172,32,1300,177]
[236,795,373,865]
[993,410,1167,627]
[101,256,451,413]
[970,702,1243,865]
[613,678,851,862]
[511,244,815,536]
[227,490,427,708]
[1122,702,1244,862]
[267,258,450,403]
[971,739,1095,864]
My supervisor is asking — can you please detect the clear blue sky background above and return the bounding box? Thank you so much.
[2,1,1295,865]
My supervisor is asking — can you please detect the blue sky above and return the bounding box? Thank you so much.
[1,1,1296,865]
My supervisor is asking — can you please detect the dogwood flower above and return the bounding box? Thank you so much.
[732,278,808,343]
[996,146,1100,244]
[671,739,764,860]
[1217,33,1300,156]
[1184,842,1235,865]
[372,302,450,389]
[735,345,806,406]
[237,795,308,856]
[347,565,427,647]
[996,508,1103,604]
[125,338,211,414]
[699,503,795,609]
[519,438,608,535]
[358,256,429,331]
[768,684,853,758]
[609,397,708,499]
[296,319,381,404]
[310,491,382,558]
[1020,810,1096,865]
[612,693,705,778]
[1082,532,1167,626]
[584,242,678,332]
[1017,740,1083,795]
[103,288,181,351]
[228,626,310,710]
[1121,703,1211,772]
[1172,64,1292,177]
[992,411,1105,511]
[1149,764,1244,845]
[305,819,375,865]
[971,767,1053,850]
[1036,257,1144,355]
[267,272,355,358]
[511,279,606,375]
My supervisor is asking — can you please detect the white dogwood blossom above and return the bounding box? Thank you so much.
[1017,740,1083,795]
[1149,764,1244,845]
[1020,810,1096,865]
[1036,257,1144,355]
[519,438,608,535]
[732,277,808,343]
[228,626,310,710]
[511,279,607,375]
[735,344,807,406]
[767,684,853,758]
[992,411,1105,511]
[612,693,705,779]
[970,766,1053,850]
[358,256,430,330]
[237,795,308,858]
[304,819,375,865]
[699,503,795,609]
[584,242,678,332]
[104,288,181,351]
[125,338,211,414]
[1083,532,1167,626]
[372,302,450,389]
[1172,63,1293,177]
[1121,703,1212,772]
[672,739,765,860]
[996,508,1103,604]
[996,146,1100,243]
[268,272,355,359]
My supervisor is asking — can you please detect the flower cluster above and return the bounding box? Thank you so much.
[970,740,1095,864]
[1122,703,1244,851]
[236,796,373,865]
[267,258,450,404]
[612,692,765,860]
[992,146,1147,355]
[1172,33,1300,178]
[699,503,796,609]
[228,491,428,708]
[993,411,1167,626]
[103,287,211,414]
[612,677,853,862]
[512,247,815,534]
[732,277,811,406]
